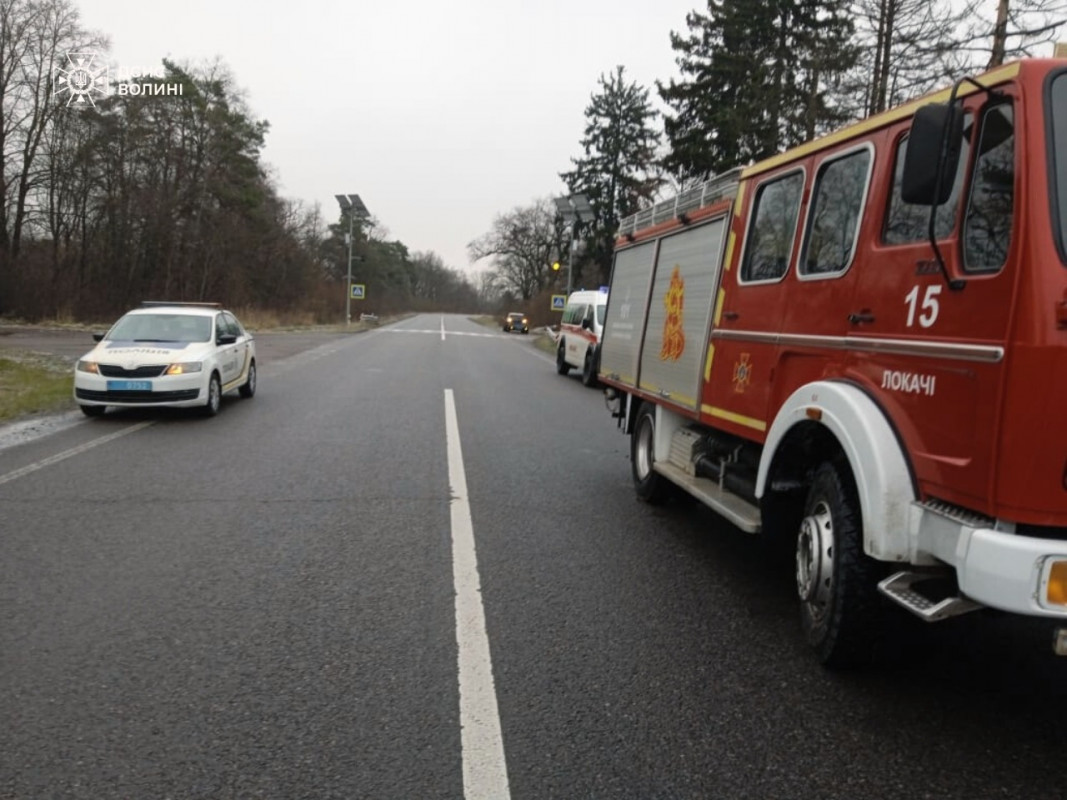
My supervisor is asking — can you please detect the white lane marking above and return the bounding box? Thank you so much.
[444,389,511,800]
[384,329,503,339]
[441,316,447,341]
[0,421,154,486]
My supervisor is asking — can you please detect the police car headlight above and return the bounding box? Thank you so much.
[77,360,99,373]
[165,362,203,376]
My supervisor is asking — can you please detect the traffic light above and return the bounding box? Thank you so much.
[552,261,561,271]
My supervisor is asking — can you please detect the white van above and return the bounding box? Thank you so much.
[555,288,608,386]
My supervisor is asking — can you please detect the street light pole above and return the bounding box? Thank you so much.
[335,193,371,327]
[554,194,594,296]
[567,224,577,296]
[345,212,354,326]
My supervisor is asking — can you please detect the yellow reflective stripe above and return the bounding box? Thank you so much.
[722,230,736,274]
[704,343,715,382]
[712,288,726,326]
[701,404,767,433]
[639,382,696,409]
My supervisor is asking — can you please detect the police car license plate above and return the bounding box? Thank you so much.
[107,380,152,391]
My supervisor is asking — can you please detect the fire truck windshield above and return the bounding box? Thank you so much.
[1051,72,1067,263]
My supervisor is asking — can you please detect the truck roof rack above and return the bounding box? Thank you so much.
[617,167,742,238]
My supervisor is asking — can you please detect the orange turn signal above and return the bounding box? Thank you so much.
[1048,561,1067,606]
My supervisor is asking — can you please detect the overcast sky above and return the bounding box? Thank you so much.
[76,0,701,277]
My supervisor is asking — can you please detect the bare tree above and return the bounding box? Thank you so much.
[0,0,103,285]
[956,0,1067,68]
[467,198,561,301]
[847,0,974,117]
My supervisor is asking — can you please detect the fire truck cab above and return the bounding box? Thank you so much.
[600,59,1067,666]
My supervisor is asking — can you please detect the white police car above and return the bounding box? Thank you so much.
[74,302,256,417]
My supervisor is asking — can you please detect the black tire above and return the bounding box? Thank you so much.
[796,459,887,668]
[581,349,598,387]
[79,404,106,417]
[556,342,571,375]
[202,372,222,417]
[631,403,673,505]
[522,329,529,335]
[239,360,256,399]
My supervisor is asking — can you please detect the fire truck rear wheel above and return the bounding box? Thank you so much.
[796,459,884,668]
[556,342,571,375]
[631,404,672,505]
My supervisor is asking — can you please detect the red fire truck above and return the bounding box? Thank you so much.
[600,58,1067,667]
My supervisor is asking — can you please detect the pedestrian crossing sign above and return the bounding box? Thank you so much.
[351,284,366,300]
[551,294,566,311]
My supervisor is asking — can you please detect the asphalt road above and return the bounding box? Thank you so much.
[1,314,1064,799]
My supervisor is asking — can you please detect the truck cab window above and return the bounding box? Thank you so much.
[884,115,972,245]
[740,170,803,283]
[1049,73,1067,261]
[963,102,1014,272]
[800,147,871,276]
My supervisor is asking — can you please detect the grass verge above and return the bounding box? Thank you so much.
[0,354,76,422]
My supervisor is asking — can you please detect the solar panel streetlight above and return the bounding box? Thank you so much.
[555,194,594,295]
[336,193,372,326]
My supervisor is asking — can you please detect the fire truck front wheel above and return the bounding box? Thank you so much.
[631,404,673,505]
[797,459,885,668]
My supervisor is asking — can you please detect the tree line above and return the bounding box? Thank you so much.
[0,0,481,322]
[474,0,1064,303]
[1,0,1062,322]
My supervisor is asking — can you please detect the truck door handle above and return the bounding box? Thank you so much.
[848,311,875,324]
[721,311,739,321]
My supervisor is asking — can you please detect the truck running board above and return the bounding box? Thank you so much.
[652,462,761,533]
[878,572,983,622]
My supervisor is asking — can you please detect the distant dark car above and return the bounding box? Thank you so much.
[502,312,529,334]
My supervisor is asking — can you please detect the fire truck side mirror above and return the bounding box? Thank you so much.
[902,102,963,206]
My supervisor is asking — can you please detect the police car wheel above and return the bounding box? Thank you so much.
[202,373,222,417]
[239,360,257,399]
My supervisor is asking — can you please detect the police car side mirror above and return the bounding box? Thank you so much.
[902,102,962,205]
[581,318,592,330]
[217,333,238,345]
[92,332,104,342]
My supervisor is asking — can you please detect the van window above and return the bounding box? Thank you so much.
[884,116,972,244]
[963,102,1014,272]
[596,303,606,326]
[564,304,586,325]
[740,170,803,283]
[800,147,871,276]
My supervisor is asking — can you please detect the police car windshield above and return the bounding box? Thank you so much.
[108,313,212,343]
